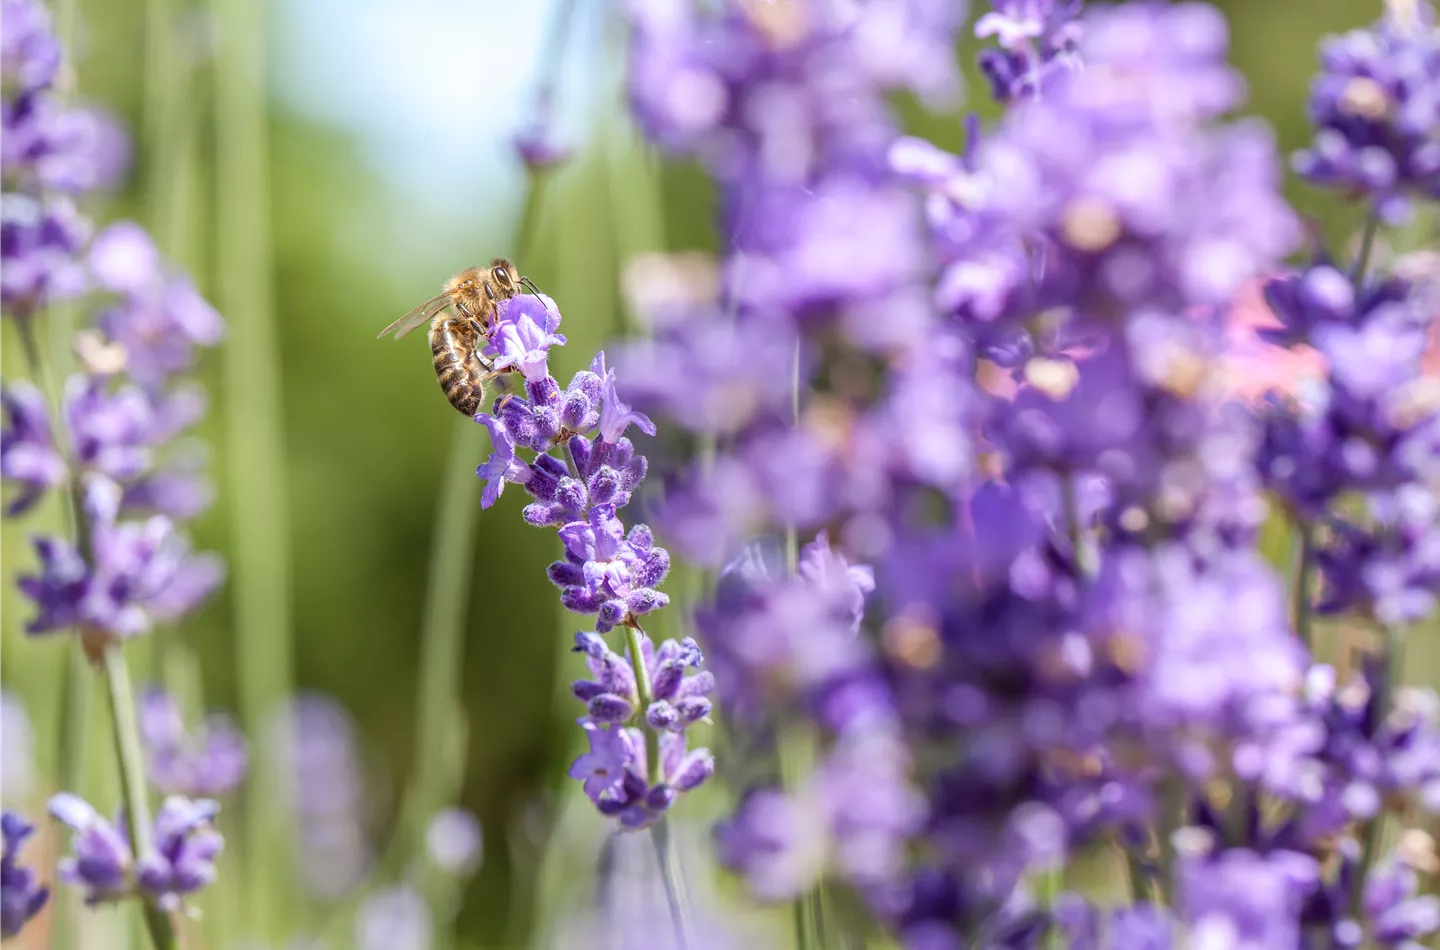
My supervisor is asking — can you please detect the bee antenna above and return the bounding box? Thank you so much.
[519,276,548,306]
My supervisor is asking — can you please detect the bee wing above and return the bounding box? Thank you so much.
[375,292,452,340]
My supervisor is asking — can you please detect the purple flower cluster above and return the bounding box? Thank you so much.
[3,173,225,639]
[48,791,223,912]
[1,0,127,316]
[1,812,48,939]
[139,687,248,798]
[606,0,1440,944]
[472,292,717,826]
[1295,2,1440,223]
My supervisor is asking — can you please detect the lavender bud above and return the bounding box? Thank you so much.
[547,560,585,588]
[647,701,679,731]
[676,697,712,727]
[669,750,715,792]
[562,586,607,613]
[555,477,586,511]
[532,406,560,443]
[596,600,627,632]
[626,588,669,617]
[572,680,607,702]
[567,440,590,483]
[632,546,670,589]
[561,390,591,431]
[645,784,678,812]
[588,694,634,723]
[523,503,563,528]
[677,670,716,701]
[588,466,620,505]
[533,453,569,479]
[526,375,561,408]
[650,660,685,704]
[627,523,654,551]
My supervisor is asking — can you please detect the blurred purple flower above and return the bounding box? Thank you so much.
[139,687,247,798]
[277,692,373,901]
[19,476,221,637]
[1,192,89,314]
[135,795,223,912]
[0,0,61,94]
[356,884,431,950]
[1,380,65,515]
[0,812,48,939]
[47,792,132,904]
[425,808,483,877]
[1294,4,1440,222]
[1179,846,1319,948]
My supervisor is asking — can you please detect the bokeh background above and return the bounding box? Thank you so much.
[0,0,1402,947]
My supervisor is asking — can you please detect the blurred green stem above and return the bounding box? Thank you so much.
[17,316,93,950]
[213,0,296,936]
[1291,522,1315,648]
[624,626,694,950]
[651,820,695,950]
[102,644,177,950]
[1353,623,1407,916]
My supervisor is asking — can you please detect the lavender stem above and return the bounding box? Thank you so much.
[102,643,177,950]
[1352,622,1407,916]
[1291,522,1316,648]
[651,819,695,950]
[624,627,694,949]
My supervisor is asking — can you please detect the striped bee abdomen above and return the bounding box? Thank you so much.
[429,318,485,417]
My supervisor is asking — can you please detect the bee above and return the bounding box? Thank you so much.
[376,257,542,417]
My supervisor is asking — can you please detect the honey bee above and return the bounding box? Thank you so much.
[376,258,542,417]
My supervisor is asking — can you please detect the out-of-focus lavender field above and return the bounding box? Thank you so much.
[5,1,1440,949]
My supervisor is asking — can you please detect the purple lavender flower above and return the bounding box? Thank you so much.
[277,692,373,901]
[135,795,223,912]
[19,475,222,637]
[139,687,248,798]
[1179,846,1320,948]
[1294,2,1440,222]
[554,506,669,632]
[1,0,61,94]
[567,632,716,827]
[482,293,565,380]
[47,792,133,904]
[424,808,483,877]
[355,884,432,950]
[1053,896,1174,950]
[975,0,1083,103]
[0,812,48,939]
[1,379,65,515]
[1,192,89,314]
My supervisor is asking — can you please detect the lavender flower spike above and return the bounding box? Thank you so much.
[1,811,48,938]
[139,687,248,797]
[47,792,133,904]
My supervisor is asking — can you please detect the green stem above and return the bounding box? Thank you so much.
[214,0,296,935]
[624,626,658,783]
[102,644,177,950]
[651,819,695,950]
[1352,624,1407,915]
[1291,521,1315,649]
[622,627,693,949]
[1062,474,1095,577]
[1354,212,1381,286]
